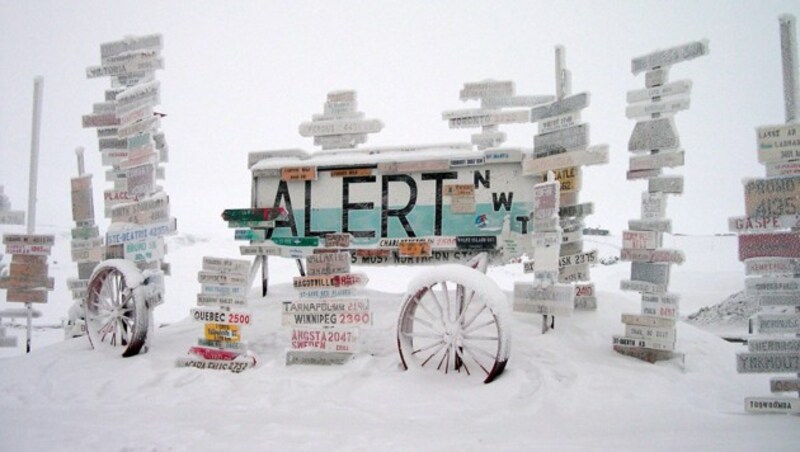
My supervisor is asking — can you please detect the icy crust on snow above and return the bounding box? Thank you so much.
[249,143,530,171]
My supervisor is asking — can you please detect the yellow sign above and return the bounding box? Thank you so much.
[281,166,317,181]
[204,323,241,342]
[398,240,432,257]
[330,168,372,178]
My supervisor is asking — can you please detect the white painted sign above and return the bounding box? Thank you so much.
[529,92,589,122]
[729,214,800,233]
[196,294,248,308]
[538,111,582,135]
[753,314,800,334]
[613,334,675,352]
[625,97,690,119]
[622,230,661,250]
[105,219,177,245]
[629,150,684,171]
[641,192,667,220]
[626,80,692,103]
[523,145,608,175]
[744,397,800,414]
[293,273,368,290]
[512,281,575,316]
[305,252,352,276]
[736,352,800,373]
[459,80,514,100]
[621,248,684,264]
[197,271,247,286]
[191,307,252,326]
[648,176,684,194]
[202,256,250,275]
[289,328,358,353]
[745,257,800,276]
[298,119,383,137]
[447,110,530,128]
[624,324,675,344]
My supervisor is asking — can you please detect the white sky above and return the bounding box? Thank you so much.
[1,0,799,237]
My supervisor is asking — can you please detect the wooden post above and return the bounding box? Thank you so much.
[75,147,85,176]
[25,76,44,354]
[780,14,799,123]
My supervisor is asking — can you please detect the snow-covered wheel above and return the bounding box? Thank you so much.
[397,262,511,383]
[85,260,149,357]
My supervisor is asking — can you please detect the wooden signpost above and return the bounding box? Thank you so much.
[615,39,709,364]
[176,256,256,372]
[522,46,609,311]
[732,14,800,415]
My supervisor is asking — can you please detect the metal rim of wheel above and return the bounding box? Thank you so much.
[397,265,510,384]
[85,264,148,357]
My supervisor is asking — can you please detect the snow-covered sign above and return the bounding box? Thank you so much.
[522,145,608,175]
[736,352,800,373]
[288,328,358,352]
[728,215,800,233]
[447,110,530,128]
[533,124,589,157]
[629,150,684,171]
[0,210,25,225]
[752,314,800,334]
[744,257,800,275]
[626,80,693,103]
[4,244,52,255]
[197,271,248,286]
[512,282,575,316]
[625,97,690,119]
[622,230,661,250]
[175,358,254,373]
[631,262,670,286]
[105,219,177,245]
[202,256,250,275]
[459,80,514,100]
[620,248,685,265]
[749,338,800,353]
[529,92,589,122]
[628,117,679,152]
[196,294,248,308]
[630,40,709,74]
[539,111,582,134]
[757,123,800,161]
[239,245,280,256]
[738,232,800,260]
[612,335,674,352]
[771,377,800,392]
[743,175,800,217]
[3,234,55,246]
[298,119,383,137]
[641,192,667,220]
[648,176,684,194]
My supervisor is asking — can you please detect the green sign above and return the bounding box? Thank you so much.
[272,236,319,247]
[222,208,281,222]
[234,229,266,241]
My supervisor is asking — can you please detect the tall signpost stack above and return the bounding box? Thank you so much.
[733,15,800,415]
[522,46,609,311]
[176,257,256,373]
[80,34,176,313]
[614,40,709,362]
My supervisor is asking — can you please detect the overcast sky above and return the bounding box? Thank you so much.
[1,0,799,238]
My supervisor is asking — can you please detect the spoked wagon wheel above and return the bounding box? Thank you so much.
[85,260,149,357]
[397,263,511,383]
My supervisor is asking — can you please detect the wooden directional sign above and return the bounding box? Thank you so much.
[631,40,709,74]
[621,248,684,264]
[736,352,800,373]
[753,314,800,334]
[286,351,353,366]
[757,123,800,162]
[191,308,251,326]
[745,397,800,414]
[744,175,800,217]
[729,214,800,233]
[0,210,25,225]
[624,324,675,345]
[239,244,281,256]
[630,150,684,171]
[282,308,371,327]
[298,119,383,137]
[641,192,667,220]
[512,282,575,316]
[481,95,554,108]
[745,257,800,276]
[281,166,317,181]
[629,219,672,233]
[3,234,55,246]
[641,293,679,319]
[539,111,582,135]
[559,249,597,268]
[625,97,690,119]
[447,110,530,128]
[620,279,666,294]
[627,80,692,103]
[305,252,351,276]
[293,273,368,290]
[4,244,51,256]
[534,124,589,157]
[738,232,800,261]
[0,274,54,291]
[746,276,800,296]
[289,328,358,353]
[197,294,248,308]
[459,80,514,100]
[770,378,800,393]
[522,146,608,175]
[623,230,661,250]
[197,271,248,286]
[648,176,684,194]
[613,335,674,352]
[628,118,679,152]
[272,236,319,247]
[530,92,589,123]
[766,160,800,177]
[5,288,48,303]
[202,256,250,275]
[749,338,800,354]
[559,202,593,219]
[631,262,670,286]
[323,233,351,248]
[105,219,176,245]
[123,238,165,263]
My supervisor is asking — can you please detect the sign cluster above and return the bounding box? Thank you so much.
[285,248,371,366]
[443,79,553,149]
[298,91,383,150]
[0,186,25,226]
[175,257,256,373]
[513,178,575,324]
[65,150,99,338]
[81,34,175,293]
[732,15,800,414]
[614,40,709,363]
[521,46,607,310]
[0,234,55,306]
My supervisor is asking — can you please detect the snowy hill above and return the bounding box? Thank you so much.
[1,233,799,450]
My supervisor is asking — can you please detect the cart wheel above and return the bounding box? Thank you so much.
[397,264,511,383]
[85,261,149,357]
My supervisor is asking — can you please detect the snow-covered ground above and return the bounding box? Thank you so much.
[1,232,798,451]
